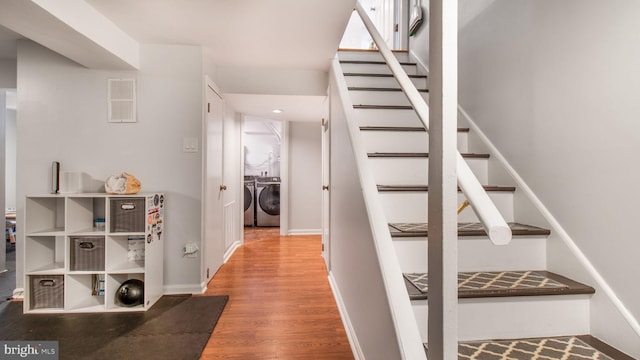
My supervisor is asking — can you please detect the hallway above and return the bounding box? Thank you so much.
[200,229,354,359]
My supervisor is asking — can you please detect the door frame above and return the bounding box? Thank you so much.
[321,99,331,270]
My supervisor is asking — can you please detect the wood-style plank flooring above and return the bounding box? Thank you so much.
[200,228,354,359]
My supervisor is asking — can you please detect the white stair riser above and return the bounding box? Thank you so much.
[344,75,427,89]
[369,157,488,185]
[338,51,410,63]
[361,131,469,154]
[411,295,591,342]
[393,236,547,273]
[379,192,514,223]
[349,90,429,106]
[340,63,418,75]
[355,108,424,128]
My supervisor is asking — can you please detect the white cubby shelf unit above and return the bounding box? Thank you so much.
[24,193,164,314]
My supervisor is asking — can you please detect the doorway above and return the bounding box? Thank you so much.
[339,0,408,50]
[1,89,16,303]
[242,117,282,233]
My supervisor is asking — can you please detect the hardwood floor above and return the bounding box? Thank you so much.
[200,228,354,359]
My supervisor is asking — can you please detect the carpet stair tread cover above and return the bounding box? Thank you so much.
[404,270,595,300]
[451,335,635,360]
[389,222,551,237]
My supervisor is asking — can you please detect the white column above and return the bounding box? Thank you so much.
[427,0,458,358]
[0,91,6,272]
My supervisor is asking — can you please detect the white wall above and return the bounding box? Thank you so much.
[288,121,322,234]
[455,1,640,356]
[329,67,402,359]
[5,108,16,209]
[0,59,17,88]
[16,40,206,293]
[408,0,430,68]
[0,91,6,272]
[243,117,282,177]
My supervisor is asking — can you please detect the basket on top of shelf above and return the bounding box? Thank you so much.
[110,198,145,233]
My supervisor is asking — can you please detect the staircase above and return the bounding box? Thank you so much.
[335,49,634,359]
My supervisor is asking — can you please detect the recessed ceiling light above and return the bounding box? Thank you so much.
[272,109,283,114]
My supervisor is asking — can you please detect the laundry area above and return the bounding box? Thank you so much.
[243,117,282,228]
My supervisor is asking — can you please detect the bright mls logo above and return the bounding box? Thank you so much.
[1,341,58,359]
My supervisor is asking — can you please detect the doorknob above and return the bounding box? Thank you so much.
[220,185,227,191]
[322,185,329,191]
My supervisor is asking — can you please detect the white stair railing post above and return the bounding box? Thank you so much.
[428,0,458,358]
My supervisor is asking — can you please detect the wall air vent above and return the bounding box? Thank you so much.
[108,78,136,123]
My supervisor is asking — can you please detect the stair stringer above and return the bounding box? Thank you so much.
[327,58,427,360]
[457,104,640,358]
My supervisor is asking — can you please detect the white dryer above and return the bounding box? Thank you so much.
[244,177,255,226]
[255,176,280,227]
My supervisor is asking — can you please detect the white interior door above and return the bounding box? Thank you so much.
[321,115,331,270]
[203,80,224,283]
[221,100,238,257]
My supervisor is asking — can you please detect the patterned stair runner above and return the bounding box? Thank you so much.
[457,336,626,360]
[389,222,551,237]
[404,270,595,300]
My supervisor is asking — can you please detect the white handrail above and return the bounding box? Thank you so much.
[354,2,512,245]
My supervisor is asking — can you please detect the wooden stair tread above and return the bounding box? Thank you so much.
[353,104,413,110]
[360,126,468,132]
[368,152,490,158]
[339,59,416,66]
[343,72,427,79]
[404,270,595,301]
[433,335,635,360]
[348,86,428,92]
[338,48,409,53]
[377,185,516,192]
[389,222,551,237]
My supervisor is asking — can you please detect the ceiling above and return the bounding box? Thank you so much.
[86,0,354,70]
[0,0,357,122]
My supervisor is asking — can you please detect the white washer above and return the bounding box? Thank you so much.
[255,177,280,227]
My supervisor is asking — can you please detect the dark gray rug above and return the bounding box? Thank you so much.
[0,294,228,360]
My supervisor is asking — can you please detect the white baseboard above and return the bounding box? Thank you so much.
[224,241,241,262]
[163,283,205,295]
[286,229,322,236]
[328,272,364,360]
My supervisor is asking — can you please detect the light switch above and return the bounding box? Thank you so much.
[183,137,198,153]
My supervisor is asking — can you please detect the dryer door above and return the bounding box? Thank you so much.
[259,184,280,215]
[244,184,252,212]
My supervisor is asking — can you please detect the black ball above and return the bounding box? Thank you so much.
[116,279,144,307]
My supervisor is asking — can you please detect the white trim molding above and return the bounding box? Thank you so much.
[287,229,322,236]
[163,284,207,295]
[457,105,640,339]
[329,272,364,360]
